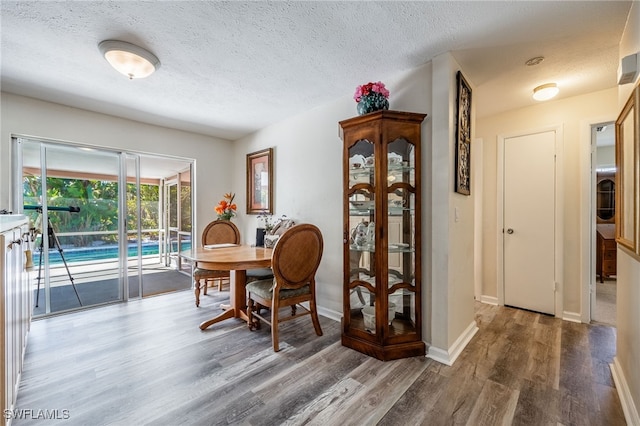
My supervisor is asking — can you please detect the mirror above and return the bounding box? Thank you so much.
[615,84,639,256]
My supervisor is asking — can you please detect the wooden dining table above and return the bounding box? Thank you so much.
[182,245,273,330]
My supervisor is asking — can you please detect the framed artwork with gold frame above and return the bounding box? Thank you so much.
[246,148,273,214]
[615,83,640,258]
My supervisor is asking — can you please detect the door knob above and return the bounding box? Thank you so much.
[507,228,514,234]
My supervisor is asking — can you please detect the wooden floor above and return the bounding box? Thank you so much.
[13,290,626,425]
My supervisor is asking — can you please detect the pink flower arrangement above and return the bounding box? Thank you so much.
[353,81,390,102]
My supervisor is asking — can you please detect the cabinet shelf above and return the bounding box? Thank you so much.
[349,207,415,216]
[349,244,414,254]
[341,110,426,361]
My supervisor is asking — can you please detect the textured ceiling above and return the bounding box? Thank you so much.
[0,1,633,141]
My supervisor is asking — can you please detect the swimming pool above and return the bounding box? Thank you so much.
[33,241,192,265]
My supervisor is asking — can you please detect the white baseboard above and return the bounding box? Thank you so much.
[318,305,342,323]
[426,320,479,366]
[562,311,582,323]
[479,295,498,305]
[611,357,640,426]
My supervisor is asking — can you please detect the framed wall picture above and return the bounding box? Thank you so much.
[247,148,273,214]
[455,70,472,195]
[615,83,640,258]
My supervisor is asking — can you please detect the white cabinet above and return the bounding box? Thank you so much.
[1,216,31,426]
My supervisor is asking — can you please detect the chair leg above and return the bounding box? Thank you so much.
[309,297,323,337]
[247,297,255,330]
[203,278,208,295]
[271,299,280,352]
[194,278,201,307]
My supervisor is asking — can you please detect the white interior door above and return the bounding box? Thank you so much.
[503,131,556,315]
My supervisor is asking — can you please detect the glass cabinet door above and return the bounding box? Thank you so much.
[386,138,417,336]
[596,177,615,222]
[347,139,376,332]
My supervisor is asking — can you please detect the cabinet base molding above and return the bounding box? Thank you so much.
[341,332,425,361]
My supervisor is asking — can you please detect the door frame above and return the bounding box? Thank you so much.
[497,124,564,317]
[581,116,616,323]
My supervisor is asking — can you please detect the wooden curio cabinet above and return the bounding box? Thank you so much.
[339,110,427,361]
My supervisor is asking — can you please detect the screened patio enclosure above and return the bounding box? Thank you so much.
[13,137,194,317]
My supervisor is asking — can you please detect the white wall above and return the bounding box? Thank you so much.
[0,92,233,240]
[232,64,433,319]
[476,88,618,316]
[428,53,476,364]
[613,1,640,423]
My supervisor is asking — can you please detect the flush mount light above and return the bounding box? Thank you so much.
[532,83,559,101]
[525,56,545,66]
[98,40,160,79]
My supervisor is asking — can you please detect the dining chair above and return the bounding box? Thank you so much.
[246,223,324,352]
[193,220,240,307]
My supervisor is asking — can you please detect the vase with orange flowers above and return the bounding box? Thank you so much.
[215,192,237,220]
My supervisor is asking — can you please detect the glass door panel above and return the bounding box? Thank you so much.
[347,138,376,333]
[18,138,194,316]
[126,154,142,299]
[138,158,190,298]
[21,141,122,316]
[387,138,417,335]
[178,169,192,274]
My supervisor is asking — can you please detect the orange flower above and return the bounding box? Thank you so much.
[215,192,236,220]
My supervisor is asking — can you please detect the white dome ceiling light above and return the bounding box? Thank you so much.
[98,40,160,79]
[532,83,559,101]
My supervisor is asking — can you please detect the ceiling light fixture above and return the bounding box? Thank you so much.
[525,56,545,66]
[98,40,160,79]
[532,83,559,101]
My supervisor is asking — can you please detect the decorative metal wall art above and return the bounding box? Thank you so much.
[455,71,472,195]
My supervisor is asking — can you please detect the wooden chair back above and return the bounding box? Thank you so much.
[193,220,240,306]
[271,223,323,291]
[202,220,240,246]
[246,223,324,351]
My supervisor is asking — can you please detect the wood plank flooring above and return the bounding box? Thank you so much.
[11,290,626,425]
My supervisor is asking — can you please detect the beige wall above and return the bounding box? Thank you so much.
[0,92,233,241]
[476,87,618,314]
[614,1,640,422]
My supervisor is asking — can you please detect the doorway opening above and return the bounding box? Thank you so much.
[13,137,194,317]
[591,122,617,326]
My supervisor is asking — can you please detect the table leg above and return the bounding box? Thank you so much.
[199,269,249,330]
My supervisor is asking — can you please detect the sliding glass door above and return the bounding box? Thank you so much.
[20,140,122,315]
[15,138,193,317]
